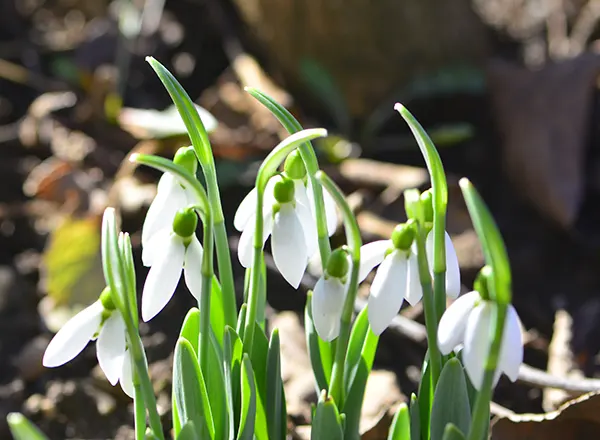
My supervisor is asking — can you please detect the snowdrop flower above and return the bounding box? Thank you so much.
[283,151,338,237]
[42,288,134,398]
[235,175,317,289]
[141,147,197,264]
[437,290,523,390]
[142,207,203,321]
[312,249,349,341]
[359,223,422,335]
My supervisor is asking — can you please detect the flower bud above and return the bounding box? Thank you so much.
[172,208,198,238]
[173,146,198,174]
[391,223,415,251]
[99,287,116,310]
[283,150,307,180]
[420,189,434,223]
[326,248,349,279]
[273,176,295,204]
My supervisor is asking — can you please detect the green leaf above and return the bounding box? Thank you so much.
[237,304,247,340]
[250,323,270,440]
[224,327,243,438]
[311,391,344,440]
[237,354,257,440]
[459,178,511,304]
[176,421,199,440]
[388,403,411,440]
[305,291,332,393]
[409,394,421,440]
[418,358,433,440]
[179,308,200,355]
[210,276,225,345]
[7,413,49,440]
[173,338,215,439]
[266,329,287,440]
[441,424,466,440]
[342,313,379,440]
[206,331,230,440]
[344,305,376,389]
[430,358,471,440]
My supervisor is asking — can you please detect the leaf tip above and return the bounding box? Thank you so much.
[129,153,140,163]
[458,177,471,190]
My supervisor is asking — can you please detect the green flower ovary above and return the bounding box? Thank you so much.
[326,248,349,279]
[283,150,307,180]
[173,208,198,238]
[391,223,415,251]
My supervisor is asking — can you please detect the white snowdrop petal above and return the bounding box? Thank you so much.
[437,291,481,355]
[142,174,187,249]
[43,301,104,368]
[238,211,273,268]
[405,252,423,306]
[142,228,171,267]
[293,179,311,210]
[463,302,493,390]
[141,235,185,321]
[358,240,391,282]
[272,204,307,288]
[295,201,318,259]
[311,277,346,341]
[498,305,523,382]
[234,188,258,232]
[368,251,408,335]
[96,313,126,385]
[184,235,204,301]
[119,350,135,398]
[445,232,461,298]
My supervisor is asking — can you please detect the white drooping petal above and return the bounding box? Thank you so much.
[437,291,481,355]
[272,204,307,288]
[463,301,493,390]
[368,251,408,335]
[142,174,187,248]
[308,179,338,236]
[405,252,423,306]
[43,301,104,368]
[183,235,204,301]
[295,201,318,258]
[358,240,391,282]
[119,350,135,398]
[498,305,523,382]
[293,179,310,210]
[238,210,273,268]
[142,234,185,322]
[142,228,170,267]
[234,188,258,232]
[96,312,126,385]
[426,231,462,298]
[311,277,346,341]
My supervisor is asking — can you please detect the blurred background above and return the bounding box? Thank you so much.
[3,0,600,438]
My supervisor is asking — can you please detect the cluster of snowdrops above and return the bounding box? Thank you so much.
[8,58,523,440]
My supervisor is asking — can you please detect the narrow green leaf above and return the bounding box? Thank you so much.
[441,424,466,440]
[237,354,257,440]
[342,319,379,440]
[305,291,332,392]
[172,392,182,438]
[7,413,49,440]
[409,394,421,440]
[388,403,411,440]
[173,338,215,439]
[459,178,511,304]
[311,391,344,440]
[210,276,225,346]
[430,358,471,440]
[250,323,270,440]
[206,331,230,440]
[179,308,200,355]
[418,358,433,440]
[224,327,244,439]
[344,306,377,389]
[176,421,199,440]
[237,304,247,340]
[266,329,287,440]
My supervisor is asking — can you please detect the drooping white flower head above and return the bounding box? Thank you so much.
[359,224,422,335]
[311,249,349,341]
[235,175,317,288]
[142,147,198,265]
[437,290,523,390]
[142,207,203,322]
[42,289,134,398]
[426,231,461,298]
[283,150,338,238]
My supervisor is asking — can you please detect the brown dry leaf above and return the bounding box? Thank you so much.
[487,54,600,228]
[491,391,600,440]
